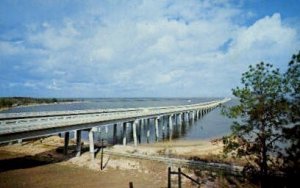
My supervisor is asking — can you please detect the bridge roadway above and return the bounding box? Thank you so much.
[0,98,230,159]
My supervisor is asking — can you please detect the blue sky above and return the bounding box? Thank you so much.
[0,0,299,98]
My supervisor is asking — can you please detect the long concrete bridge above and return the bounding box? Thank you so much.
[0,98,230,159]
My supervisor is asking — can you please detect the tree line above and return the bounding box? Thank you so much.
[0,97,74,109]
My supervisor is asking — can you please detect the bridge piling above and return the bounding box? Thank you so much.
[180,112,183,122]
[113,123,117,144]
[73,130,77,141]
[169,114,173,131]
[122,122,127,146]
[105,125,108,140]
[155,117,159,141]
[186,112,189,121]
[64,132,69,155]
[139,121,143,144]
[162,116,166,132]
[76,130,82,157]
[132,120,138,147]
[89,129,95,160]
[17,139,22,145]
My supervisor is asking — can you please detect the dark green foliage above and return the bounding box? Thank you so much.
[222,62,289,177]
[281,51,300,181]
[223,51,300,187]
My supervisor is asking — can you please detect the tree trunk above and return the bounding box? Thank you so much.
[260,121,268,188]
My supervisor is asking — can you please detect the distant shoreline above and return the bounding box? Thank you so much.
[0,101,83,113]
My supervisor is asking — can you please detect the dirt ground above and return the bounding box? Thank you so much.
[0,136,248,188]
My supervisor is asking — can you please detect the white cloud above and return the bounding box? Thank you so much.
[1,0,299,97]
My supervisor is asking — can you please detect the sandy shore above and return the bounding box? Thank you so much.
[0,136,251,188]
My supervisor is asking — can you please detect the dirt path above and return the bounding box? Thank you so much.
[0,151,166,188]
[0,136,249,188]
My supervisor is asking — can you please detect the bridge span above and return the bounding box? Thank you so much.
[0,98,230,159]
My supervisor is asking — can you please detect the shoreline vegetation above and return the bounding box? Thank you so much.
[0,97,77,112]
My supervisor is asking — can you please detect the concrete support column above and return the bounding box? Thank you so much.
[146,119,151,143]
[140,119,143,126]
[73,130,77,141]
[139,119,144,143]
[105,125,109,139]
[132,120,138,147]
[76,130,82,157]
[64,132,70,155]
[147,128,150,143]
[17,139,22,145]
[178,114,183,136]
[113,123,117,144]
[122,122,127,146]
[169,114,173,141]
[169,114,173,131]
[89,129,95,160]
[155,117,159,141]
[162,116,165,132]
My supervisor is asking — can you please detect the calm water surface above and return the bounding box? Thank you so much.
[1,98,235,143]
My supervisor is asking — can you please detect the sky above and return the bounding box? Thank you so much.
[0,0,299,98]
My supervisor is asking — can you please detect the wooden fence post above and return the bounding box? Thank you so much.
[129,182,133,188]
[178,168,182,188]
[168,167,171,188]
[101,139,104,170]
